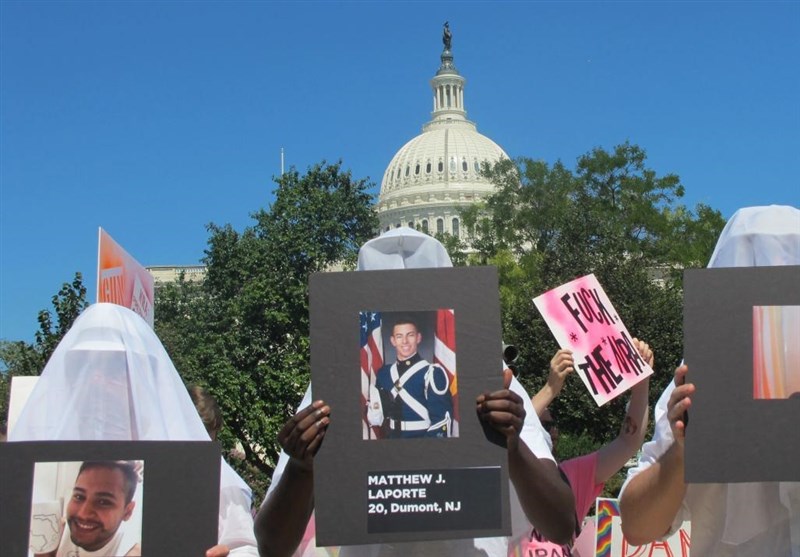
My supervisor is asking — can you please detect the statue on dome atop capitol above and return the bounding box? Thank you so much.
[443,21,452,51]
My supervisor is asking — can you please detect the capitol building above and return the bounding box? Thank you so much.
[149,25,506,280]
[375,25,508,238]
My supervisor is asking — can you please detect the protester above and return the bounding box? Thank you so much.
[516,343,652,556]
[10,303,259,557]
[255,227,577,557]
[619,205,800,556]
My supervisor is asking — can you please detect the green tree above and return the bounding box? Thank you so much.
[459,143,725,486]
[1,272,88,426]
[155,161,378,503]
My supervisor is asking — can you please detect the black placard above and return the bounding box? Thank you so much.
[684,265,800,482]
[0,441,220,557]
[310,266,510,545]
[366,466,502,534]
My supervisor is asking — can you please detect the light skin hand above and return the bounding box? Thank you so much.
[205,544,230,557]
[532,349,574,415]
[668,364,693,446]
[618,362,690,546]
[594,337,652,484]
[548,349,574,393]
[633,338,654,368]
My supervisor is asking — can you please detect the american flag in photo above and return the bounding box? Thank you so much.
[434,308,458,435]
[360,311,383,439]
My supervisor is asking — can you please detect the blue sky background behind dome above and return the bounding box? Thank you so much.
[1,1,798,343]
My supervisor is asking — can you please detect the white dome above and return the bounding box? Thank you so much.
[376,28,508,237]
[379,122,508,198]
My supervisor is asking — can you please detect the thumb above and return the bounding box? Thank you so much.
[503,367,513,390]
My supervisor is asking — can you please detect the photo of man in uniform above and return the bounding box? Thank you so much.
[366,313,456,439]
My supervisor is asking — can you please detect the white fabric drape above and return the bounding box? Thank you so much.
[622,204,800,556]
[10,303,258,556]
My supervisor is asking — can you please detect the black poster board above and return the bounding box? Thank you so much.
[684,265,800,482]
[0,441,220,556]
[310,266,510,546]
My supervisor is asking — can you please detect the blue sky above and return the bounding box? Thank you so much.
[1,1,798,343]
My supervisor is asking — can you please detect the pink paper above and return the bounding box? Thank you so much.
[533,274,653,406]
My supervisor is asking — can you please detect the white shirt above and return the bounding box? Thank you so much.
[263,377,556,557]
[56,529,135,557]
[621,382,799,557]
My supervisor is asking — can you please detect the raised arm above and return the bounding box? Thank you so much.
[531,349,574,416]
[593,339,652,483]
[478,369,577,545]
[619,364,692,546]
[254,400,330,557]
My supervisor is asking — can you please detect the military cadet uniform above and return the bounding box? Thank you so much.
[374,352,452,438]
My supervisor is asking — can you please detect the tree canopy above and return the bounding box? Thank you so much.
[3,147,726,501]
[1,272,88,427]
[155,161,378,501]
[458,143,725,493]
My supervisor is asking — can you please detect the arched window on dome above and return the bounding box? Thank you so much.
[405,165,410,177]
[421,219,429,234]
[474,159,481,174]
[449,156,456,173]
[408,221,414,229]
[396,167,401,179]
[462,157,468,172]
[436,218,444,235]
[415,163,420,176]
[437,159,444,173]
[396,223,401,228]
[426,161,432,174]
[452,218,460,238]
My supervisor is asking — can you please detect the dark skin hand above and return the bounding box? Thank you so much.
[476,369,577,545]
[255,400,330,557]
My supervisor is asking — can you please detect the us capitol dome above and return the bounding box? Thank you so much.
[375,23,509,238]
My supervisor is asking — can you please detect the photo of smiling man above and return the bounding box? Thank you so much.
[363,310,458,440]
[29,460,143,557]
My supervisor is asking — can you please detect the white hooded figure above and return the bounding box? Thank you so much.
[620,205,800,557]
[259,227,560,557]
[10,302,259,556]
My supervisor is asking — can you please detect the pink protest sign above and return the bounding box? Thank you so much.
[97,227,155,327]
[533,274,653,406]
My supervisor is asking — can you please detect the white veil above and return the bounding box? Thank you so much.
[706,205,800,548]
[10,303,207,442]
[9,303,256,553]
[357,227,452,271]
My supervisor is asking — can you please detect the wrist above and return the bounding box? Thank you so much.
[287,458,315,476]
[543,382,562,399]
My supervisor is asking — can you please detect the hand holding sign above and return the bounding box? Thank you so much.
[476,369,525,449]
[547,349,575,396]
[668,364,693,446]
[278,400,331,471]
[533,274,654,406]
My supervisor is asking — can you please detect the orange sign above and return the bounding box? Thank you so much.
[97,228,155,326]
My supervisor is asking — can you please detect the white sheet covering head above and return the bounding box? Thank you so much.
[622,204,800,556]
[357,227,452,270]
[707,205,800,268]
[10,303,258,555]
[265,228,555,557]
[10,303,207,442]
